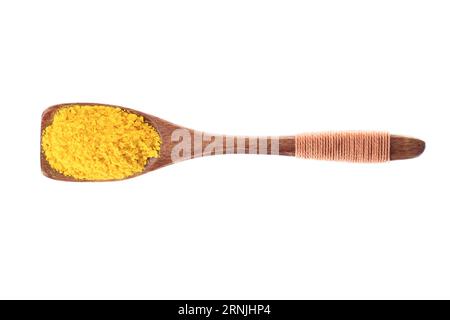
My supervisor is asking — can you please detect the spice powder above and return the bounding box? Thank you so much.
[41,105,161,180]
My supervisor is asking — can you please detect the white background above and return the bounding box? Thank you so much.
[0,0,449,299]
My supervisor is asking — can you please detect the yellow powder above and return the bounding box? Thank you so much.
[42,105,161,180]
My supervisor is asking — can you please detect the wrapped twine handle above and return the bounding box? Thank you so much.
[295,131,390,163]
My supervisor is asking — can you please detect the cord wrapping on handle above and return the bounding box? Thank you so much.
[295,131,390,163]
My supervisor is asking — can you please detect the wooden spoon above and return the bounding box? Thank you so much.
[41,103,425,182]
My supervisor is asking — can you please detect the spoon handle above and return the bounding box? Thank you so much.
[169,130,424,163]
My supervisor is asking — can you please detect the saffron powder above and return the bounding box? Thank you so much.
[41,105,161,180]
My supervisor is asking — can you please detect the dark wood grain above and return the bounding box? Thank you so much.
[390,135,426,161]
